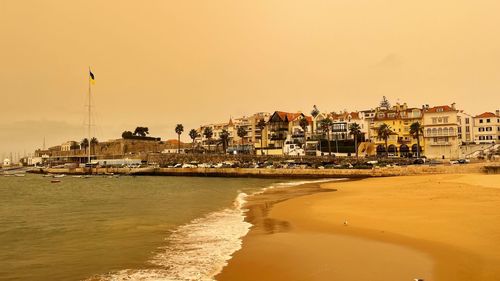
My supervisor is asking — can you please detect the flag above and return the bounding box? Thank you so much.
[89,70,95,84]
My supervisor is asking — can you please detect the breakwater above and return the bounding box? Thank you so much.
[32,163,491,178]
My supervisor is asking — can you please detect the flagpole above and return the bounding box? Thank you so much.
[88,67,91,165]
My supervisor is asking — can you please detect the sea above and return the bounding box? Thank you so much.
[0,174,320,281]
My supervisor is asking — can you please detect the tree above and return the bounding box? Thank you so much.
[133,127,149,137]
[90,137,98,155]
[299,118,309,144]
[320,118,333,156]
[203,127,214,153]
[311,105,320,135]
[175,124,184,154]
[380,96,391,109]
[409,122,424,158]
[237,126,248,147]
[80,138,89,150]
[189,129,199,152]
[219,129,230,154]
[121,131,133,139]
[256,119,266,155]
[377,123,392,157]
[349,123,362,158]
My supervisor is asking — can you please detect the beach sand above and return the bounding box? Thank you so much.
[217,173,500,281]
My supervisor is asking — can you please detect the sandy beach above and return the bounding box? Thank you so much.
[217,173,500,281]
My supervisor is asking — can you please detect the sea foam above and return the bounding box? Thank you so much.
[92,179,334,281]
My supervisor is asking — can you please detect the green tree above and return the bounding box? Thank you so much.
[189,129,199,153]
[220,129,230,154]
[320,118,333,156]
[409,121,424,158]
[299,118,309,144]
[121,131,133,139]
[349,123,362,158]
[380,96,391,109]
[311,105,320,135]
[377,123,392,157]
[175,124,184,154]
[203,127,214,153]
[133,127,149,137]
[237,126,248,146]
[80,138,89,150]
[256,119,266,155]
[90,137,98,155]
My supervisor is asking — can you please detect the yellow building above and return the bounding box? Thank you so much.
[369,103,424,157]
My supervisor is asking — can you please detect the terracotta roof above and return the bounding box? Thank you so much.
[475,112,498,118]
[164,139,184,145]
[425,105,455,113]
[331,111,361,120]
[275,111,303,122]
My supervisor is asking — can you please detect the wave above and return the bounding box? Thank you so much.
[90,179,335,281]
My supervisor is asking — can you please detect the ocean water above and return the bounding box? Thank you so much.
[0,174,291,281]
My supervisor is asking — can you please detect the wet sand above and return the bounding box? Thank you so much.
[217,173,500,281]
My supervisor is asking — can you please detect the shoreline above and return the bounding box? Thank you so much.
[217,173,500,281]
[28,162,495,178]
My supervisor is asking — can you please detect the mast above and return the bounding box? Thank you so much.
[88,67,91,164]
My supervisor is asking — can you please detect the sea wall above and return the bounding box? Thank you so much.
[36,163,492,178]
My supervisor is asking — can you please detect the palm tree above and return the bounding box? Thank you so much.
[90,137,98,155]
[220,129,230,154]
[311,105,320,135]
[377,123,392,157]
[175,124,184,154]
[410,121,424,158]
[189,129,198,153]
[237,126,248,148]
[299,118,309,144]
[203,127,213,153]
[80,138,89,151]
[349,123,362,158]
[320,118,333,156]
[256,119,266,155]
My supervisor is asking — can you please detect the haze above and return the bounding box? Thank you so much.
[1,0,499,156]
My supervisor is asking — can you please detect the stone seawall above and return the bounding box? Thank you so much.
[35,163,491,178]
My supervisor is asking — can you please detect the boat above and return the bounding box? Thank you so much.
[14,174,26,177]
[72,175,83,178]
[51,180,61,183]
[53,174,66,178]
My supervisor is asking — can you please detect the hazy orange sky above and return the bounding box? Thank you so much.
[1,0,499,157]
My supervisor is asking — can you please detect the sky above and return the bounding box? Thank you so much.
[1,0,499,157]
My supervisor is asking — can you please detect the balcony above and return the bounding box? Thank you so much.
[425,133,457,137]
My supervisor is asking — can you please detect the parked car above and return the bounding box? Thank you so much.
[458,159,470,164]
[413,158,426,165]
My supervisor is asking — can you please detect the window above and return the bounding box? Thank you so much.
[378,113,385,118]
[487,119,491,123]
[458,127,462,133]
[427,128,431,136]
[465,118,470,124]
[432,117,437,124]
[443,117,449,123]
[480,119,483,123]
[466,126,470,133]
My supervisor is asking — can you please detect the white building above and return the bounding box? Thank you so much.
[457,111,475,144]
[422,104,460,160]
[474,111,500,144]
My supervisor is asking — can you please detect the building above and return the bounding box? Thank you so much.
[265,111,311,152]
[329,111,367,141]
[457,111,475,144]
[474,111,500,144]
[369,102,424,157]
[61,141,79,151]
[422,104,460,159]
